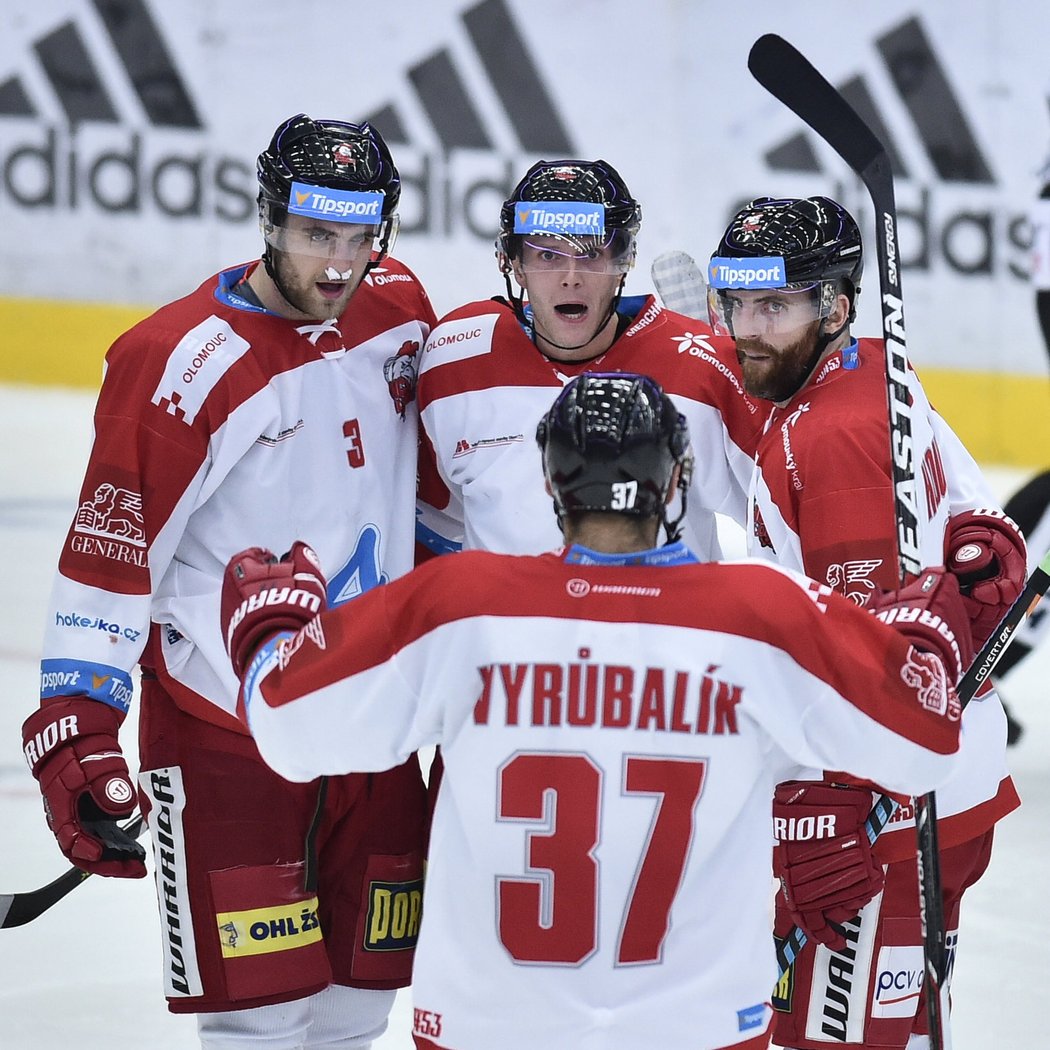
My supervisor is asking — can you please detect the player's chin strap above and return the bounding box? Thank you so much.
[661,471,690,545]
[659,451,695,546]
[788,298,856,396]
[262,245,304,314]
[661,503,687,545]
[791,283,856,392]
[501,271,627,354]
[787,321,842,398]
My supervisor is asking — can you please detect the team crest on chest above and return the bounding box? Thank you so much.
[384,339,421,418]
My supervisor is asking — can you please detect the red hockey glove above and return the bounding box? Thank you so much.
[869,568,974,684]
[21,697,146,878]
[773,781,884,951]
[222,541,328,677]
[947,509,1027,649]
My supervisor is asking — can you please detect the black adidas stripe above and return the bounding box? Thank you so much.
[1,0,201,129]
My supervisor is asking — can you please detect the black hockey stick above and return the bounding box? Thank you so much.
[748,33,921,579]
[649,236,1050,1011]
[956,548,1050,698]
[747,34,947,1045]
[0,812,146,929]
[774,546,1050,976]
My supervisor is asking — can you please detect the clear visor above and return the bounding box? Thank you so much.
[708,281,836,339]
[508,230,637,275]
[260,198,399,262]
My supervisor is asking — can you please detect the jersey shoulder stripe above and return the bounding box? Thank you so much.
[280,552,957,755]
[418,301,556,408]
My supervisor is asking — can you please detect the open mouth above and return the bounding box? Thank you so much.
[316,282,346,299]
[554,303,588,320]
[737,341,772,363]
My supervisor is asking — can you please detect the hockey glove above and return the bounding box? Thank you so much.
[773,780,884,951]
[222,541,328,677]
[947,509,1027,649]
[21,697,146,878]
[869,568,974,684]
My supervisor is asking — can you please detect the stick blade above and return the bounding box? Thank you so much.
[747,34,888,186]
[0,867,90,929]
[0,813,145,929]
[651,250,708,319]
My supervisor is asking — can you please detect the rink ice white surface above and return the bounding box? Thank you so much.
[0,385,1045,1049]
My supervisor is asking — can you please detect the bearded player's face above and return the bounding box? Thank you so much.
[722,287,830,403]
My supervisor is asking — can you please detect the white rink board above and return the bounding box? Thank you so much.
[2,0,1050,374]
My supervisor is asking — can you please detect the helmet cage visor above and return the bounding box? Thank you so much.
[259,194,399,263]
[504,229,637,276]
[496,196,638,276]
[707,254,837,337]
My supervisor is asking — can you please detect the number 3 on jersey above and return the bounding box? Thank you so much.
[495,752,706,966]
[344,418,365,468]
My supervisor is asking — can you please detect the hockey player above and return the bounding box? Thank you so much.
[415,158,762,562]
[708,196,1026,1050]
[20,114,435,1049]
[221,372,974,1050]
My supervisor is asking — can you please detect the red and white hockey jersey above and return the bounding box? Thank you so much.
[746,338,1018,858]
[240,546,963,1050]
[40,259,435,732]
[416,296,763,558]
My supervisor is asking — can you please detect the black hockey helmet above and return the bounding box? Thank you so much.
[258,113,401,216]
[536,373,693,542]
[711,196,863,324]
[497,159,641,273]
[256,113,401,267]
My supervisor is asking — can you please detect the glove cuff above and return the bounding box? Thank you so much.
[22,696,125,778]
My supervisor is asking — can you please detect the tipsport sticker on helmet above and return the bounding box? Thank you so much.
[514,200,605,236]
[289,181,385,223]
[708,255,787,289]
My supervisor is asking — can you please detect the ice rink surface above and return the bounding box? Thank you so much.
[0,384,1045,1049]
